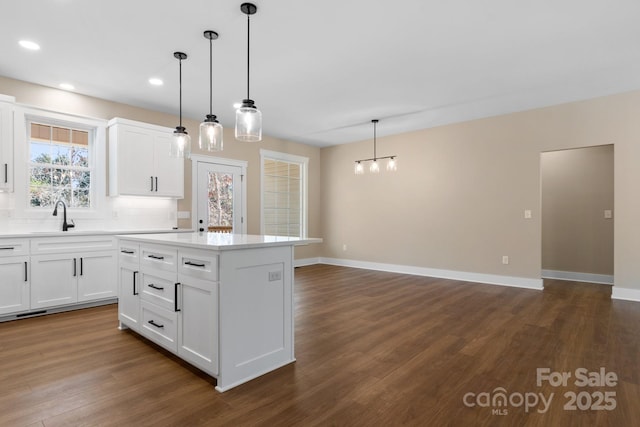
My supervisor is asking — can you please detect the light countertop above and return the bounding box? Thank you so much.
[117,232,322,251]
[0,229,193,239]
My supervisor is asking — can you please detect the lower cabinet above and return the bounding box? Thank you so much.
[177,275,218,375]
[118,243,218,376]
[31,251,116,309]
[0,256,29,315]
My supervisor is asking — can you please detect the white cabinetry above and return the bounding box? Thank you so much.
[108,118,183,198]
[0,238,29,315]
[0,95,15,192]
[118,243,140,330]
[119,243,218,376]
[177,248,218,374]
[30,236,116,310]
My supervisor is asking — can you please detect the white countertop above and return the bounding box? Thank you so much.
[117,232,322,251]
[0,229,193,239]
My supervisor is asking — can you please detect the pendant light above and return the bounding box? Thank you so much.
[199,31,223,152]
[354,119,397,175]
[171,51,191,158]
[235,2,262,142]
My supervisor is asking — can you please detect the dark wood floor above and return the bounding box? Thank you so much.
[1,264,639,426]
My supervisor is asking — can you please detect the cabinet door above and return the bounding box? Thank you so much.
[153,134,184,197]
[177,276,218,375]
[0,102,13,192]
[0,257,29,315]
[118,264,140,330]
[115,126,155,195]
[77,251,116,302]
[31,254,77,309]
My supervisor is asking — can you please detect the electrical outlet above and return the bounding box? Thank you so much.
[502,256,509,265]
[112,210,119,219]
[524,210,532,219]
[342,244,347,251]
[604,210,613,219]
[268,271,282,281]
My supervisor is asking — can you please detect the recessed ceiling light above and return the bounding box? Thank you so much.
[59,83,75,91]
[149,78,163,86]
[19,40,40,51]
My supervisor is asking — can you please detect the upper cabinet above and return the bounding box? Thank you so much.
[108,118,184,198]
[0,95,15,192]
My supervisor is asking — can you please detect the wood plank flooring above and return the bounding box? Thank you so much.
[1,264,639,426]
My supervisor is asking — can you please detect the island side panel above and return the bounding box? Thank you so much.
[216,245,294,392]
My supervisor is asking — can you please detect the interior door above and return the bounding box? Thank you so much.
[197,162,244,233]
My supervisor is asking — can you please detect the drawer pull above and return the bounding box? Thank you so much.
[121,249,135,254]
[185,261,205,268]
[0,247,15,250]
[148,254,165,260]
[148,320,164,329]
[148,283,164,291]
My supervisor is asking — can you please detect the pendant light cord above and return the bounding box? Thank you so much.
[179,58,183,128]
[373,120,377,160]
[246,12,251,100]
[209,37,213,115]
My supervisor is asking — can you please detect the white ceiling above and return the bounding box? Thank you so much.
[2,0,640,147]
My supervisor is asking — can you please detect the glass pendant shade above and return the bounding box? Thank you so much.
[354,162,364,175]
[171,127,191,158]
[387,157,397,172]
[235,99,262,142]
[370,160,380,173]
[199,115,223,151]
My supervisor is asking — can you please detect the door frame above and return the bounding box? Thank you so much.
[190,155,248,234]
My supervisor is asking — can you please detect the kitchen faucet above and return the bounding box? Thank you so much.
[52,199,75,231]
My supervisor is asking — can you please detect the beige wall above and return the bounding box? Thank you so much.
[541,145,614,275]
[0,76,323,259]
[320,90,640,291]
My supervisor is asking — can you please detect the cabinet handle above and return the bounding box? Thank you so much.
[148,320,164,329]
[155,176,158,192]
[4,163,7,184]
[24,261,28,282]
[185,261,205,268]
[80,258,83,276]
[148,283,164,290]
[121,249,134,254]
[148,254,164,260]
[150,176,154,191]
[73,258,77,277]
[175,283,181,312]
[0,247,14,250]
[133,271,139,295]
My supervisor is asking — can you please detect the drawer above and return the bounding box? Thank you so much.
[0,238,29,257]
[118,242,139,266]
[141,274,177,311]
[178,249,218,282]
[140,244,177,277]
[31,236,116,255]
[140,300,177,352]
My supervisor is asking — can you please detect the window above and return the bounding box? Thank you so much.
[28,121,92,208]
[261,149,308,237]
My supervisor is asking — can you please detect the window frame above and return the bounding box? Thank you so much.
[260,149,309,238]
[13,106,107,219]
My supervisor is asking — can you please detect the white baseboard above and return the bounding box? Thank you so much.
[294,257,322,267]
[313,257,543,290]
[541,269,614,285]
[612,287,640,302]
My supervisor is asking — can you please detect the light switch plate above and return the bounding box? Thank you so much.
[604,210,613,219]
[269,271,282,281]
[524,210,532,219]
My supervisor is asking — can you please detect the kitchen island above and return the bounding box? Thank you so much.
[116,232,320,392]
